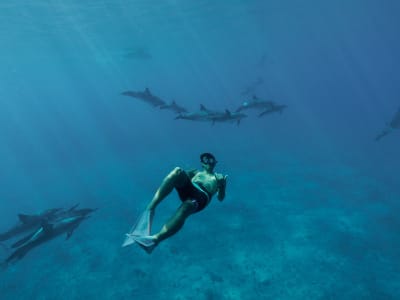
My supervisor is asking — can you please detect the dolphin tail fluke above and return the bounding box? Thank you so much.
[66,225,79,240]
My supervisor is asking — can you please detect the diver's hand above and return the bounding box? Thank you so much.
[221,175,228,187]
[217,175,228,201]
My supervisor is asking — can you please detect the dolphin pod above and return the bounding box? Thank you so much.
[1,204,96,266]
[121,88,287,125]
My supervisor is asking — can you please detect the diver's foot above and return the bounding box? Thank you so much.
[133,235,158,254]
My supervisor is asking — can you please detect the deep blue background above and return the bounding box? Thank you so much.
[0,1,399,299]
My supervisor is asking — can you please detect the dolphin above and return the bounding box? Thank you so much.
[121,88,166,107]
[375,107,400,141]
[235,95,274,112]
[175,111,211,122]
[123,47,152,60]
[0,208,62,242]
[175,104,217,122]
[3,206,96,265]
[159,100,188,114]
[207,109,248,126]
[258,103,287,117]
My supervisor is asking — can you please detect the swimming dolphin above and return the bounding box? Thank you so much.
[3,206,96,265]
[123,47,152,60]
[258,103,287,117]
[0,208,62,242]
[235,95,274,112]
[175,104,217,122]
[207,109,248,126]
[175,111,211,122]
[375,107,400,141]
[159,100,188,114]
[121,88,166,107]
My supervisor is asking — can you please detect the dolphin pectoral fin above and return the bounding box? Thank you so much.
[65,223,81,240]
[66,230,74,240]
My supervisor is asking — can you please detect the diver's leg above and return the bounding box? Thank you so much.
[154,200,197,243]
[134,201,196,253]
[146,167,187,211]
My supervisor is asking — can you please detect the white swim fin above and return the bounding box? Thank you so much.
[122,210,153,247]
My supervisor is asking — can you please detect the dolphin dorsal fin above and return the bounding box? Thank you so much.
[68,204,80,211]
[225,109,231,115]
[200,104,207,111]
[18,214,38,224]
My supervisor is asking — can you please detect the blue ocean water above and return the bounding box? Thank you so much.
[0,0,399,299]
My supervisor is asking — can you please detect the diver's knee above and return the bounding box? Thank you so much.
[169,167,184,178]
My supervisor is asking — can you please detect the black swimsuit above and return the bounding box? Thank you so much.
[175,172,213,212]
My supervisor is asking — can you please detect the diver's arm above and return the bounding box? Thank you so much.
[217,174,228,201]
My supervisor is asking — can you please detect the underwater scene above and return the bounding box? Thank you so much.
[0,1,399,299]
